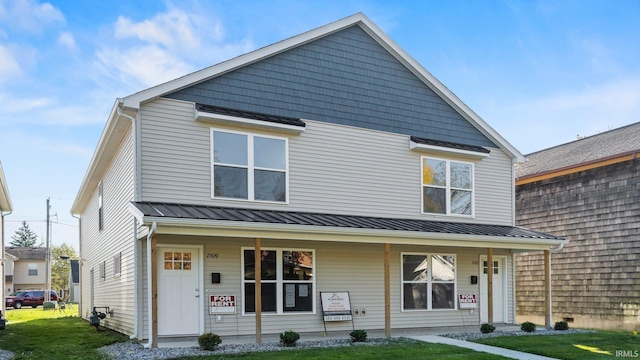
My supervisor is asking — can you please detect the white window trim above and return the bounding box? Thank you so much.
[420,156,475,217]
[400,252,457,312]
[113,252,121,278]
[211,128,290,204]
[241,247,316,316]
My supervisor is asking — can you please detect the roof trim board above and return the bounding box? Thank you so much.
[120,13,523,161]
[517,151,639,185]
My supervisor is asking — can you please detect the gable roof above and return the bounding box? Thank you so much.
[131,201,566,250]
[5,247,47,260]
[516,121,640,183]
[72,12,524,215]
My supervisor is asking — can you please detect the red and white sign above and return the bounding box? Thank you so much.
[210,295,236,314]
[458,293,478,309]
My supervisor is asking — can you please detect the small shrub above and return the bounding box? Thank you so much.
[521,321,536,332]
[554,321,569,331]
[280,330,300,347]
[350,329,368,342]
[480,323,496,334]
[198,333,222,351]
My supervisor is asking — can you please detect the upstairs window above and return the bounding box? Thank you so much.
[212,130,287,202]
[98,181,104,230]
[421,157,473,216]
[28,263,38,276]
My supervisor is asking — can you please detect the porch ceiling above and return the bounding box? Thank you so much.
[130,201,566,250]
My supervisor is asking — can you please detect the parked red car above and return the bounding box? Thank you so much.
[5,290,58,309]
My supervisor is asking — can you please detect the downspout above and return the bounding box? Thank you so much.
[143,221,156,349]
[116,102,141,340]
[71,213,81,318]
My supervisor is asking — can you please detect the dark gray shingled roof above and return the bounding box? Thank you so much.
[410,136,490,154]
[5,247,47,260]
[196,103,306,128]
[517,121,640,179]
[132,202,563,240]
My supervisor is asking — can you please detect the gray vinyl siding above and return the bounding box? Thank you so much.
[79,126,135,336]
[139,98,514,225]
[139,235,507,337]
[165,25,496,149]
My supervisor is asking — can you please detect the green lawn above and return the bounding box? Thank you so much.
[476,330,640,359]
[0,308,128,360]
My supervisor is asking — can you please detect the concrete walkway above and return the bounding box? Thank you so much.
[408,335,559,360]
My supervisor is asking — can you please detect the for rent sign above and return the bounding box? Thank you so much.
[210,295,236,314]
[458,293,478,309]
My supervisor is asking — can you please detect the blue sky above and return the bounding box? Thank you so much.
[1,0,639,250]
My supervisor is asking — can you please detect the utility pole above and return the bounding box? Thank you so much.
[45,198,50,303]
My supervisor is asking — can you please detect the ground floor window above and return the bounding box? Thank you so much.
[402,253,456,310]
[242,248,314,314]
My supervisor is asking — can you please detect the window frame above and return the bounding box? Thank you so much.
[420,156,475,217]
[98,181,104,231]
[28,263,38,276]
[400,252,457,311]
[211,129,289,204]
[113,252,121,278]
[241,247,315,315]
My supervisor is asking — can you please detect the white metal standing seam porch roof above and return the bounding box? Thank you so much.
[129,201,566,251]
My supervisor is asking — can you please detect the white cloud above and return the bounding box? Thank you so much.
[57,31,77,51]
[0,0,64,33]
[0,92,53,112]
[96,44,193,88]
[114,9,206,51]
[0,43,21,78]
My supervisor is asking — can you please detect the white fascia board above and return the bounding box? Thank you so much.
[71,99,134,214]
[195,110,305,134]
[142,216,567,251]
[357,17,526,163]
[409,140,490,159]
[122,13,370,110]
[0,161,13,212]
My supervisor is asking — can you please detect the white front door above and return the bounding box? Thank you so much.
[480,256,505,323]
[157,246,201,336]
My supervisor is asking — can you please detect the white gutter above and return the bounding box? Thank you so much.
[143,221,156,349]
[550,243,564,253]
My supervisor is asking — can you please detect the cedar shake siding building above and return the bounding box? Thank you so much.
[0,162,13,314]
[515,122,640,330]
[71,13,565,346]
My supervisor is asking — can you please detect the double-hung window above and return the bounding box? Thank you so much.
[28,263,38,276]
[402,253,456,310]
[242,248,314,314]
[212,130,287,202]
[421,157,473,215]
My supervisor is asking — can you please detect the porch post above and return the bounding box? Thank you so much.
[487,247,493,324]
[384,243,391,338]
[150,233,158,348]
[544,249,552,329]
[255,238,262,343]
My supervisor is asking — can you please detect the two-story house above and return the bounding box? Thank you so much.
[71,13,565,347]
[1,162,13,314]
[515,122,640,330]
[4,247,48,293]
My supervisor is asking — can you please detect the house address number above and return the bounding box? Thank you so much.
[206,253,219,259]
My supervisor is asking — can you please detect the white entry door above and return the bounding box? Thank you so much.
[480,256,505,323]
[158,246,201,336]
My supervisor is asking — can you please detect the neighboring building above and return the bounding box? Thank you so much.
[71,13,564,346]
[3,252,17,295]
[515,122,640,330]
[69,259,80,303]
[4,247,48,293]
[0,162,12,314]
